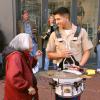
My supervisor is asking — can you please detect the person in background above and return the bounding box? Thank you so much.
[77,1,85,26]
[42,15,55,70]
[0,29,5,79]
[17,9,42,73]
[46,7,93,100]
[96,25,100,72]
[2,33,42,100]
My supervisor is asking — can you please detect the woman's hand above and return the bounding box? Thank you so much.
[28,86,36,95]
[35,50,42,59]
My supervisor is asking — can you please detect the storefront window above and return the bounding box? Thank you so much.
[16,0,99,45]
[48,0,71,15]
[77,0,99,42]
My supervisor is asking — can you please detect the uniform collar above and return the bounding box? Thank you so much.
[59,23,77,35]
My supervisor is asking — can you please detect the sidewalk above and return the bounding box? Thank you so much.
[0,73,100,100]
[0,80,4,100]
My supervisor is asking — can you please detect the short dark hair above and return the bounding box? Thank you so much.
[53,7,70,16]
[21,9,29,15]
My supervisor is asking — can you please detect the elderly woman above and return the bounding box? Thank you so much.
[3,33,42,100]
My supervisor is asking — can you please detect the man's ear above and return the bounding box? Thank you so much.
[63,15,69,22]
[65,14,70,21]
[66,16,70,22]
[63,18,69,23]
[66,18,69,22]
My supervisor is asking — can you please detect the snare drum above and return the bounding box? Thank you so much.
[53,70,85,98]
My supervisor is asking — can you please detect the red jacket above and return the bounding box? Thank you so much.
[4,51,38,100]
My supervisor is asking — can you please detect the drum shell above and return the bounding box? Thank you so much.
[53,70,84,98]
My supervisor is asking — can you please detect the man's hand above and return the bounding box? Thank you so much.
[58,50,72,58]
[68,65,84,72]
[68,65,80,71]
[32,29,37,33]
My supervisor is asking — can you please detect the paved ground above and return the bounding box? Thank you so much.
[0,72,100,100]
[0,80,4,100]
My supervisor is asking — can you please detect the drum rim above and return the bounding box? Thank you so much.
[55,91,83,98]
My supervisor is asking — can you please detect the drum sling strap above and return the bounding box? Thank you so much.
[55,26,81,70]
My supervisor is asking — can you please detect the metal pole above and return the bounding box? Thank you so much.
[71,0,77,25]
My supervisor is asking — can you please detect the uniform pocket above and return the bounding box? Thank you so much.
[55,39,66,51]
[70,39,82,54]
[70,40,81,48]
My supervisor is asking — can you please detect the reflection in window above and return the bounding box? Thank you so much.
[77,0,98,42]
[77,1,85,26]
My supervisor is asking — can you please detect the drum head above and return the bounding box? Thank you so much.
[36,70,82,79]
[53,70,83,83]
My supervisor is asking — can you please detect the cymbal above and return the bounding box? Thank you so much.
[36,70,81,79]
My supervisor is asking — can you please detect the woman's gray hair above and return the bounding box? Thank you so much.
[9,33,32,51]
